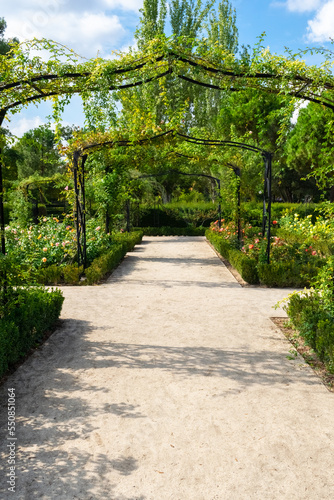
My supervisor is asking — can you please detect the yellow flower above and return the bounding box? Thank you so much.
[42,257,47,263]
[37,234,42,239]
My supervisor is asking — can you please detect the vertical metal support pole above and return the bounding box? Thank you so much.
[262,153,272,264]
[105,210,110,234]
[266,154,272,264]
[235,168,241,242]
[0,147,5,256]
[73,151,87,268]
[217,179,221,230]
[126,199,130,232]
[0,111,6,256]
[105,164,111,234]
[81,155,87,268]
[73,151,81,267]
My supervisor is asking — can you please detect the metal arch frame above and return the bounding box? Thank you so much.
[136,150,242,238]
[72,131,272,266]
[1,42,334,256]
[4,41,319,262]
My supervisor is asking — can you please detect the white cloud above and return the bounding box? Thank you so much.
[7,116,46,138]
[102,0,142,10]
[307,0,334,41]
[2,0,142,58]
[285,0,323,12]
[6,11,126,58]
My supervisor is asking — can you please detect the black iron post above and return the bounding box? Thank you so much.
[81,154,87,268]
[0,111,6,256]
[262,153,272,264]
[217,179,221,230]
[126,199,130,232]
[233,167,241,242]
[73,151,87,268]
[0,146,5,256]
[73,151,81,267]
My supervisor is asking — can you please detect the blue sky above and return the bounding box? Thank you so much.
[2,0,334,136]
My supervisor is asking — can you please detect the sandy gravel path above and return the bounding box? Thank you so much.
[1,236,334,500]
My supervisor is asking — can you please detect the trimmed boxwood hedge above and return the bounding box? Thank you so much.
[285,292,334,373]
[0,287,64,377]
[206,230,259,284]
[257,261,325,287]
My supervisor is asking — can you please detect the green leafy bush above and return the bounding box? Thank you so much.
[84,231,143,284]
[33,264,63,285]
[257,261,323,287]
[85,244,125,284]
[284,291,334,373]
[228,250,259,284]
[0,287,64,377]
[62,264,84,285]
[206,229,259,284]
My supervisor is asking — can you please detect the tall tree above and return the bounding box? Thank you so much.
[283,102,334,201]
[0,18,19,55]
[15,125,64,180]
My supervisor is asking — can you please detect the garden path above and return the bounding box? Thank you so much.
[1,236,334,499]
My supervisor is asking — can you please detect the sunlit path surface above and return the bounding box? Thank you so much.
[1,236,333,499]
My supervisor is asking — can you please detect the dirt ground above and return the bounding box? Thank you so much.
[1,236,334,499]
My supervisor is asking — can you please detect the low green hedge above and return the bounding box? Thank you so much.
[85,243,125,284]
[135,226,206,236]
[206,230,259,284]
[85,231,143,284]
[285,292,334,373]
[0,287,64,377]
[257,261,325,287]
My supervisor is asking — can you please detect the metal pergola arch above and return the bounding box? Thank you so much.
[1,40,333,263]
[135,150,242,237]
[71,129,272,267]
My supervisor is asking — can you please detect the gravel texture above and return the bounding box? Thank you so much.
[1,236,334,499]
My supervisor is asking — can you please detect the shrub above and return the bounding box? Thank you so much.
[34,264,63,285]
[257,260,324,287]
[206,229,259,284]
[84,231,143,284]
[228,250,259,284]
[284,291,334,373]
[85,244,125,284]
[0,287,64,377]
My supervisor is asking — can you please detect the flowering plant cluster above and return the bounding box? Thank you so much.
[241,234,324,263]
[5,216,116,270]
[210,219,254,247]
[210,218,324,265]
[279,212,334,241]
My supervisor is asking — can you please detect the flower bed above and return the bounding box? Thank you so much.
[5,217,143,285]
[206,216,327,287]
